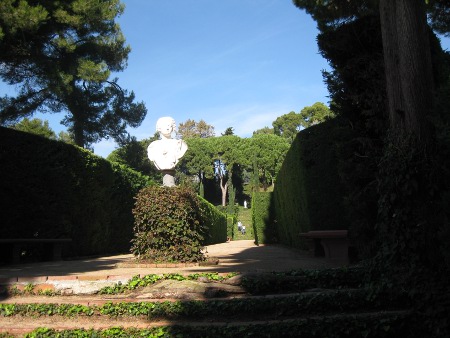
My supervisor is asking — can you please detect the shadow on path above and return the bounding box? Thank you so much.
[0,241,342,278]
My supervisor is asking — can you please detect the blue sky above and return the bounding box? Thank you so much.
[1,0,449,158]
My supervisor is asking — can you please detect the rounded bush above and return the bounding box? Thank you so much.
[131,186,207,262]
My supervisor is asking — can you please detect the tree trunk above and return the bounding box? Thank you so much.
[73,121,85,148]
[220,177,228,207]
[379,0,434,140]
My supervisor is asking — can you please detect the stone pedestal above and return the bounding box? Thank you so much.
[162,170,176,187]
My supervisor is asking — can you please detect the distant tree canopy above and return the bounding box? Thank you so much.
[11,118,56,140]
[57,130,77,146]
[248,134,290,190]
[107,135,161,181]
[253,126,274,135]
[177,119,215,139]
[221,127,234,136]
[299,102,335,128]
[272,111,303,143]
[11,117,78,145]
[109,132,290,206]
[272,103,333,142]
[0,0,147,149]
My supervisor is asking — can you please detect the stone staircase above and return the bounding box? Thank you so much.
[0,269,415,337]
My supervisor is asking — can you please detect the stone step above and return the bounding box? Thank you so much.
[0,310,412,337]
[1,288,362,305]
[0,289,410,321]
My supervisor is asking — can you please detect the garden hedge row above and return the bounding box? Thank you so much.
[198,195,228,245]
[0,127,152,260]
[272,119,349,249]
[252,191,276,245]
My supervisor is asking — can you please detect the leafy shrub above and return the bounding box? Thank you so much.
[131,186,226,262]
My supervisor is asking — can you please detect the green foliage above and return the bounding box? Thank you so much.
[211,135,245,206]
[215,203,237,239]
[0,127,152,258]
[131,186,205,262]
[252,126,274,135]
[180,137,215,190]
[179,136,246,205]
[0,0,146,148]
[252,192,276,245]
[24,283,34,294]
[99,273,233,295]
[226,214,236,239]
[221,127,234,136]
[369,133,450,336]
[247,134,290,190]
[316,14,387,259]
[198,195,228,245]
[0,0,48,39]
[131,186,226,262]
[57,130,76,146]
[241,267,366,294]
[272,119,349,249]
[227,185,236,215]
[18,315,413,338]
[11,118,57,139]
[0,288,407,321]
[164,134,288,206]
[0,267,419,336]
[107,135,161,181]
[427,0,450,37]
[293,2,450,335]
[176,118,215,139]
[272,111,302,143]
[299,102,335,128]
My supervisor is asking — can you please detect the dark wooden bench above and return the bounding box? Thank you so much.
[0,238,72,264]
[300,230,349,264]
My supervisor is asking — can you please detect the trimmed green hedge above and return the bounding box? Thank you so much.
[272,119,349,249]
[0,127,153,259]
[198,195,228,245]
[252,191,276,245]
[131,186,226,262]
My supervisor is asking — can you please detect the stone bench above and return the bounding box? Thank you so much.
[0,238,72,264]
[300,230,349,264]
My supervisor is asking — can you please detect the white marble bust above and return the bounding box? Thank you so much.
[147,116,188,171]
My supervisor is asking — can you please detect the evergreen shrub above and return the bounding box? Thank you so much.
[216,204,237,239]
[131,186,226,262]
[198,195,228,245]
[0,127,152,259]
[252,191,276,245]
[227,214,236,239]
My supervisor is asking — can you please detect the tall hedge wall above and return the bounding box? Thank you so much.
[252,191,276,245]
[198,195,228,245]
[272,119,349,249]
[0,127,153,259]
